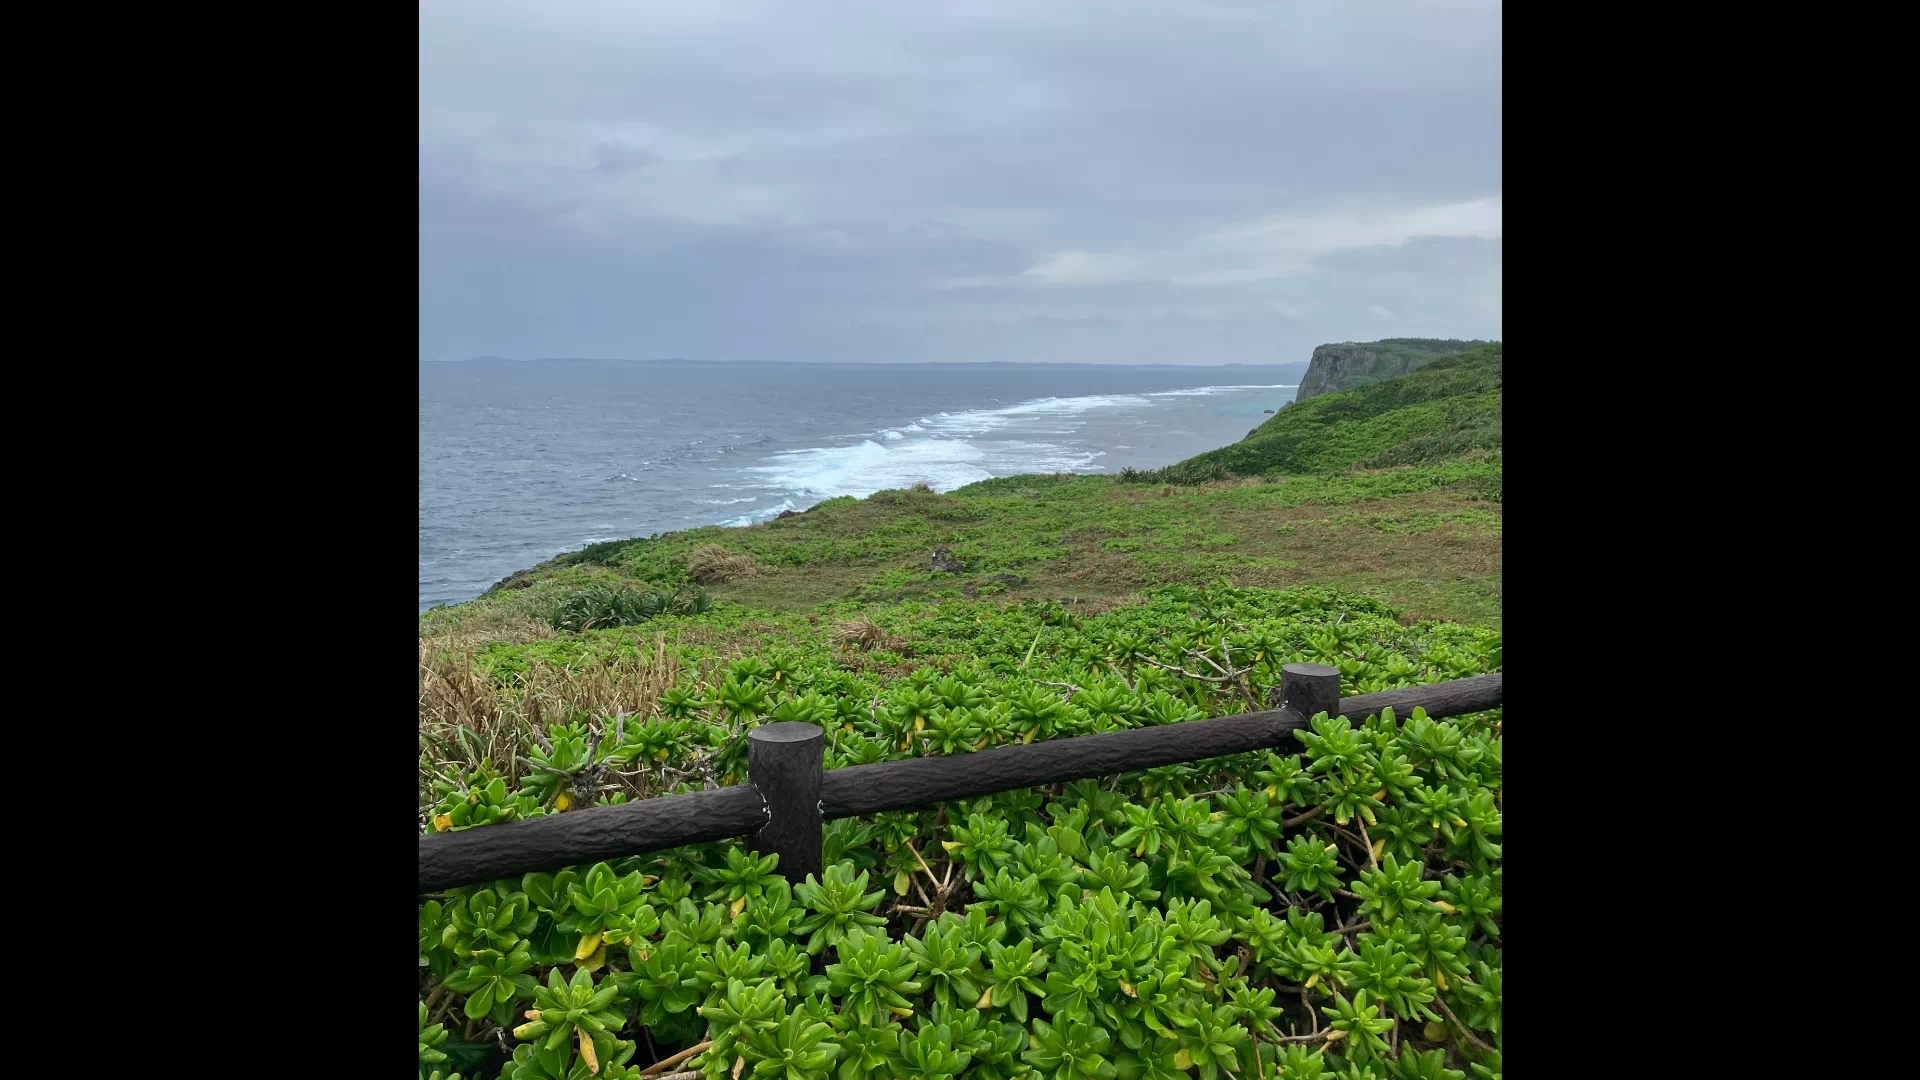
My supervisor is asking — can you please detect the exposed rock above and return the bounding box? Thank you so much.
[930,547,967,574]
[485,568,539,593]
[775,509,799,519]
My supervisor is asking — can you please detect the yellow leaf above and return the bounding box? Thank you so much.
[976,986,995,1008]
[575,931,603,961]
[1371,838,1386,862]
[1325,842,1338,853]
[1136,839,1148,857]
[1372,789,1386,801]
[1424,1020,1449,1042]
[467,792,479,804]
[655,748,670,761]
[731,896,749,917]
[895,871,912,896]
[774,671,783,681]
[1173,1048,1193,1070]
[580,943,607,972]
[1304,973,1319,989]
[889,1006,915,1018]
[1265,785,1278,799]
[1435,968,1447,991]
[1433,900,1457,915]
[554,791,574,812]
[914,716,925,731]
[733,1055,746,1080]
[1324,1028,1346,1043]
[579,1027,599,1075]
[1118,981,1137,998]
[433,814,453,832]
[941,841,962,853]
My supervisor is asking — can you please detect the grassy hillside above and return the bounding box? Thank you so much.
[1124,343,1501,486]
[417,354,1504,1080]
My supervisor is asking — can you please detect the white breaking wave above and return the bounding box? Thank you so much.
[915,393,1154,437]
[716,382,1288,528]
[1145,383,1298,397]
[747,439,996,500]
[720,498,798,527]
[702,496,757,505]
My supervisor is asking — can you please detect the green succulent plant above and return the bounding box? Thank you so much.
[743,1012,841,1080]
[904,917,985,1008]
[983,937,1049,1023]
[443,940,538,1024]
[825,926,925,1026]
[413,583,1506,1077]
[512,967,627,1078]
[1022,1018,1116,1080]
[793,862,888,955]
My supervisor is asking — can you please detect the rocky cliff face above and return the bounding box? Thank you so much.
[1293,339,1483,403]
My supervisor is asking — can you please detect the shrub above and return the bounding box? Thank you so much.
[543,583,710,632]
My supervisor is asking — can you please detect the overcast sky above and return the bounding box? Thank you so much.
[420,1,1501,365]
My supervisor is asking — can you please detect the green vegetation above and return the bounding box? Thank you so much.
[420,350,1502,1078]
[422,585,1501,1079]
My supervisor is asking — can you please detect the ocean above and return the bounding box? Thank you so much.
[420,361,1303,611]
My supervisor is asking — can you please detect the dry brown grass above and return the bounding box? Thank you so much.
[418,635,683,797]
[833,615,909,653]
[909,482,934,493]
[686,544,760,584]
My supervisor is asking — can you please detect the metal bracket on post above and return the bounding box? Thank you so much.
[748,722,824,884]
[1280,663,1341,728]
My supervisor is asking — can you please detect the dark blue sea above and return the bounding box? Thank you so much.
[420,361,1303,611]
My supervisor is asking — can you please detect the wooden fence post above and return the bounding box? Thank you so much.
[749,721,824,884]
[1281,663,1341,723]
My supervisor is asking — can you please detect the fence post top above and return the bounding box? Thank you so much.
[751,721,824,744]
[1281,662,1339,678]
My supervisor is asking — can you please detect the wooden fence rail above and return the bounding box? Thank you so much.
[419,665,1503,893]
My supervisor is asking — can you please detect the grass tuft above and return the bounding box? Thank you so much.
[686,544,761,584]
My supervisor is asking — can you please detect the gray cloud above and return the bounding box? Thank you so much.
[420,1,1502,363]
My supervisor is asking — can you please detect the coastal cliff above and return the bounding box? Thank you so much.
[1294,338,1486,403]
